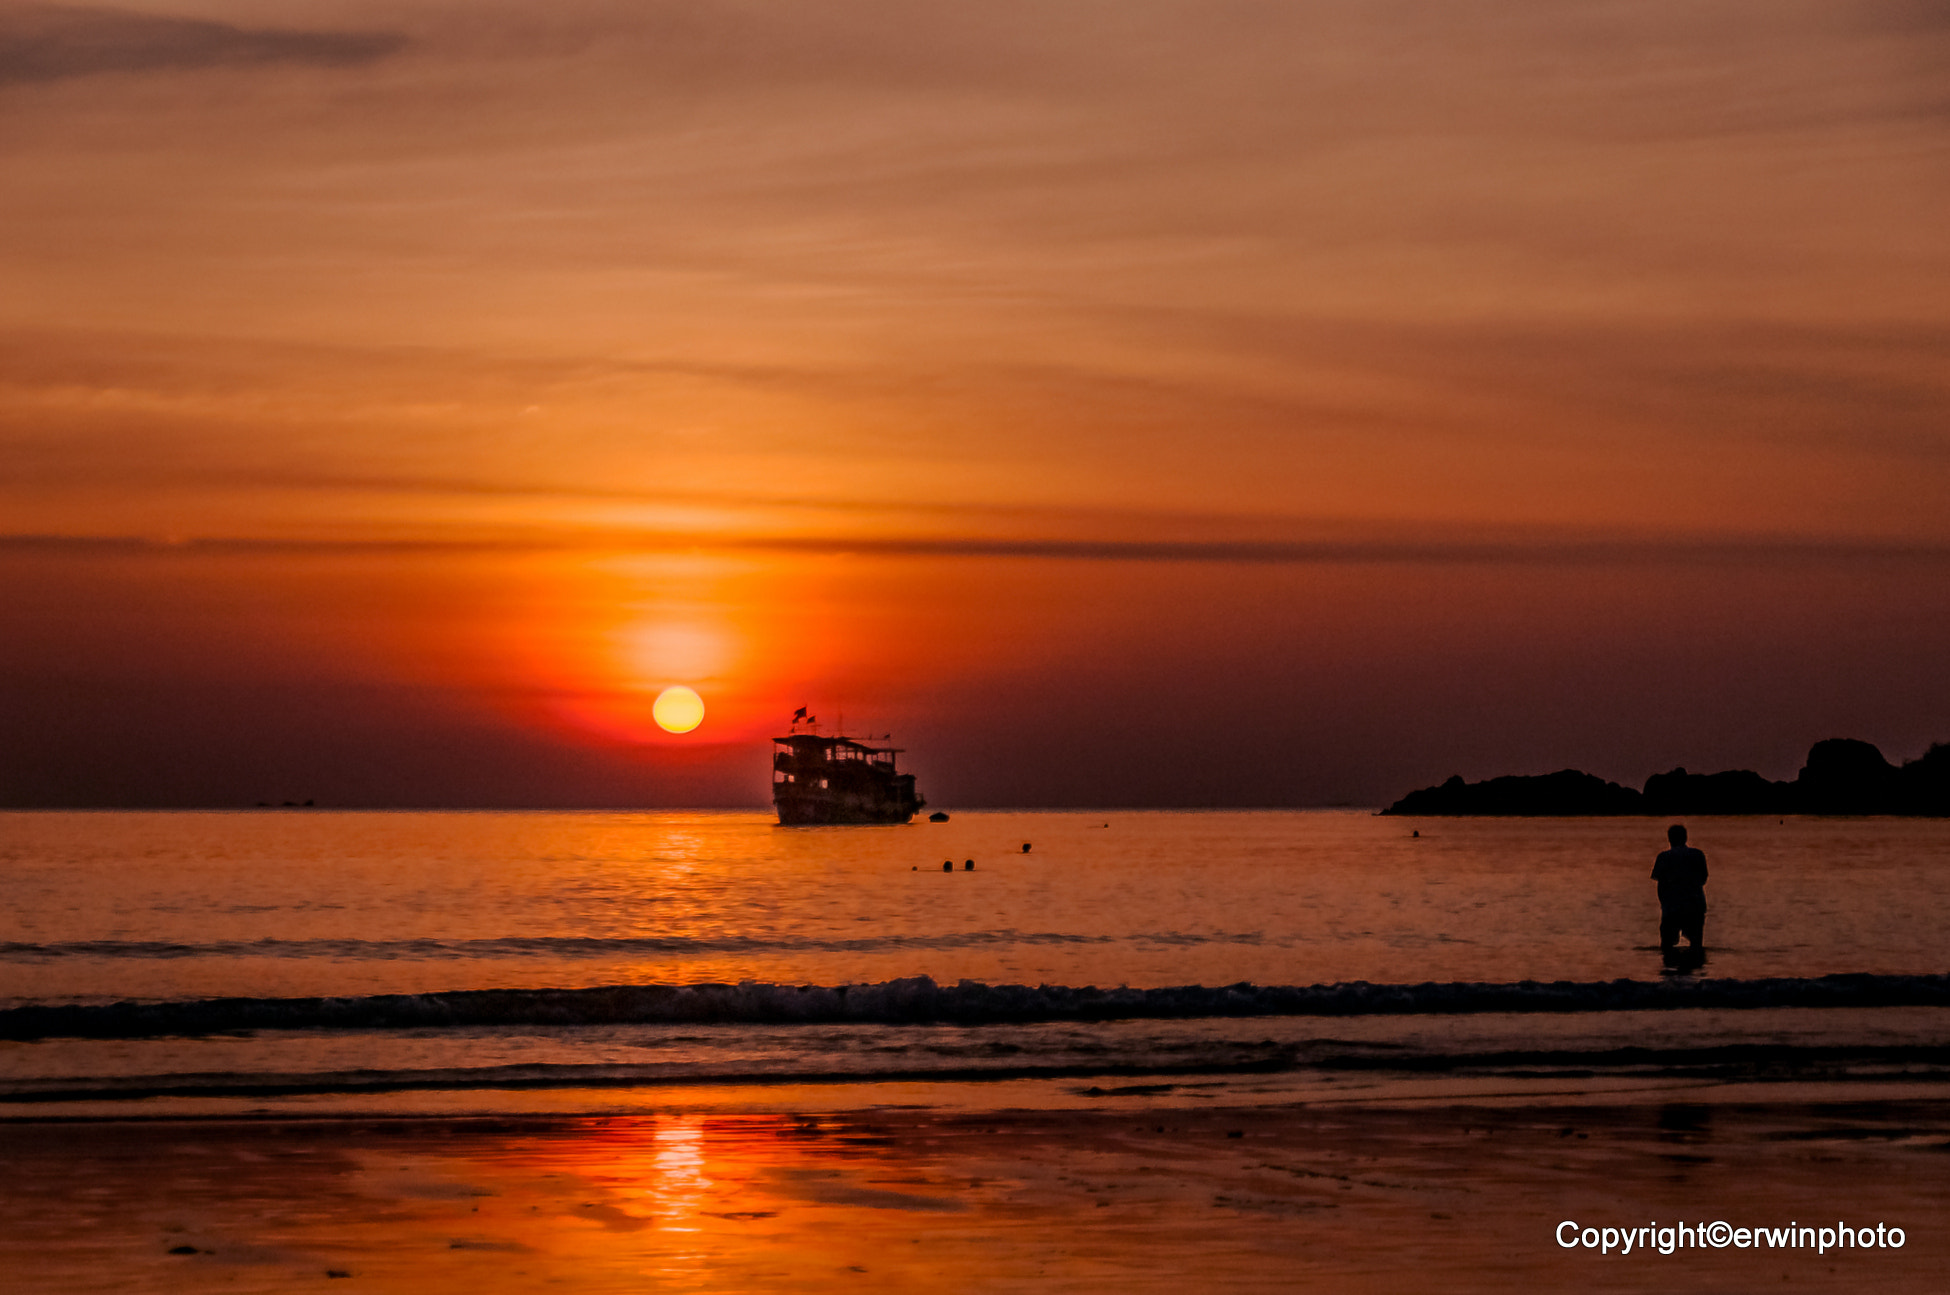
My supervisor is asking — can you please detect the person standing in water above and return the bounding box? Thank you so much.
[1651,824,1709,951]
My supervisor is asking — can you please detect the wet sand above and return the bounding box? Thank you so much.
[5,1097,1945,1293]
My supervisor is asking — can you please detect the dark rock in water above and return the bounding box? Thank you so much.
[928,811,949,822]
[1381,769,1642,816]
[1643,767,1790,815]
[1897,743,1950,816]
[1383,737,1950,816]
[1796,738,1898,814]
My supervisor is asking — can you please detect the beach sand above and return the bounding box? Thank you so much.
[5,1095,1945,1293]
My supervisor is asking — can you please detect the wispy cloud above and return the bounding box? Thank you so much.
[7,528,1950,570]
[0,4,403,85]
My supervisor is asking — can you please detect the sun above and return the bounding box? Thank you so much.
[652,685,705,734]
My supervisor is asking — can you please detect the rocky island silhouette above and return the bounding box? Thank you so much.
[1381,738,1950,816]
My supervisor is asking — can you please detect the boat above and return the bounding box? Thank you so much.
[772,719,924,825]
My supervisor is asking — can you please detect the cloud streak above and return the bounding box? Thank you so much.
[0,4,403,85]
[7,529,1950,570]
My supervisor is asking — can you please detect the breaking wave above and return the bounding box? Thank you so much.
[17,1037,1950,1105]
[6,972,1950,1041]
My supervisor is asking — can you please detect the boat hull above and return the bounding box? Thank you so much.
[774,793,918,826]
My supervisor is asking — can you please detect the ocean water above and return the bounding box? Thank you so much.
[3,809,1949,1113]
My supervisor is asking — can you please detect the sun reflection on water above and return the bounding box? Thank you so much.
[648,1118,710,1232]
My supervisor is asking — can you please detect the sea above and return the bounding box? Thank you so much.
[4,810,1950,1116]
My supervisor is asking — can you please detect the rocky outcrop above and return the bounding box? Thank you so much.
[1795,738,1898,814]
[1382,769,1643,816]
[1897,744,1950,816]
[1642,767,1790,816]
[1381,738,1950,816]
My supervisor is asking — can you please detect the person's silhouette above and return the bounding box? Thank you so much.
[1651,824,1709,953]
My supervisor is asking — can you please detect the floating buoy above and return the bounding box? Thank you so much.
[928,811,949,822]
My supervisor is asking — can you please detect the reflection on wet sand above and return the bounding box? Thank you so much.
[5,1101,1947,1292]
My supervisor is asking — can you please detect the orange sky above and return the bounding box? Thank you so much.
[2,0,1947,806]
